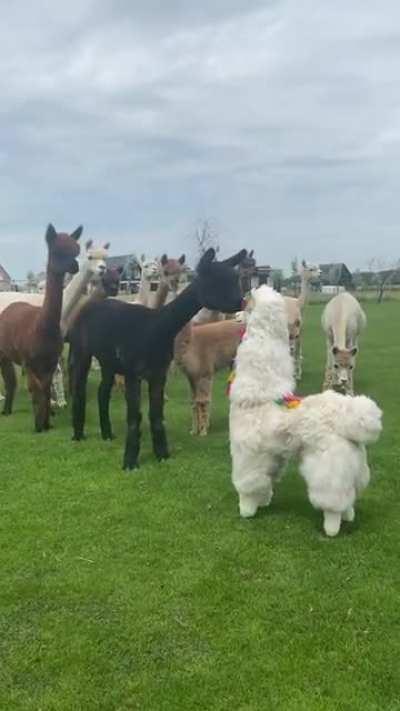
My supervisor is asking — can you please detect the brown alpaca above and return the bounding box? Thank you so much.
[174,319,243,436]
[0,224,81,431]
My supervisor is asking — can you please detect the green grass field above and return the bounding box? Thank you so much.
[1,303,399,710]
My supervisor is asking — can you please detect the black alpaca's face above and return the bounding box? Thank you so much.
[46,224,82,275]
[196,249,247,313]
[101,267,122,296]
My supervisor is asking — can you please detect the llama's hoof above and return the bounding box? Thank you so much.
[323,511,342,537]
[157,453,170,462]
[342,506,355,522]
[239,496,259,518]
[122,461,139,471]
[102,433,115,441]
[72,434,86,441]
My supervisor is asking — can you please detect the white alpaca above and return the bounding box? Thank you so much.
[229,286,382,537]
[283,261,320,380]
[322,292,366,395]
[135,255,161,306]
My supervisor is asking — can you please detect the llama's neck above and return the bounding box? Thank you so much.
[62,262,92,320]
[298,273,310,310]
[153,279,170,309]
[136,276,153,306]
[154,282,202,342]
[230,320,295,405]
[39,270,65,335]
[61,282,107,337]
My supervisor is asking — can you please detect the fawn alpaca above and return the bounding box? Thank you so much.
[69,248,246,469]
[283,261,320,380]
[0,224,81,431]
[322,292,366,395]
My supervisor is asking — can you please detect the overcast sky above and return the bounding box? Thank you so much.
[1,0,400,278]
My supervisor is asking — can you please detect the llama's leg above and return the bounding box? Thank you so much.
[51,361,67,408]
[342,506,355,522]
[194,376,212,436]
[323,510,342,537]
[70,350,91,440]
[231,448,280,518]
[98,366,116,440]
[187,374,200,435]
[0,359,17,416]
[41,379,53,431]
[123,372,142,470]
[26,369,47,432]
[148,373,169,461]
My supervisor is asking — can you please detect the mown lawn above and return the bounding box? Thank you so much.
[0,302,399,710]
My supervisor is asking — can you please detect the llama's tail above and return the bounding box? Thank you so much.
[334,394,383,445]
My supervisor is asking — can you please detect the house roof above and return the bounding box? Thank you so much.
[319,263,352,285]
[0,264,11,282]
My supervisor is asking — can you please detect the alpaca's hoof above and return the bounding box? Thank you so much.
[239,496,259,518]
[72,434,86,441]
[122,462,139,471]
[323,511,342,537]
[342,506,355,522]
[102,433,115,441]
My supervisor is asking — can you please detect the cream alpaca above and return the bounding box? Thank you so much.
[229,286,382,537]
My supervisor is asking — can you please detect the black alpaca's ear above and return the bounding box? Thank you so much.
[117,266,124,275]
[179,254,186,265]
[197,248,215,273]
[161,254,168,266]
[85,239,93,250]
[45,224,57,244]
[222,249,248,268]
[104,242,110,250]
[71,225,83,241]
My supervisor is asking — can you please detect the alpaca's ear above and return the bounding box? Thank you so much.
[117,266,124,275]
[85,239,93,251]
[45,224,57,244]
[351,347,358,356]
[103,242,110,250]
[179,254,186,265]
[161,254,168,266]
[302,259,307,268]
[71,225,83,241]
[332,346,339,355]
[140,253,146,263]
[249,249,254,258]
[222,249,248,268]
[197,248,215,273]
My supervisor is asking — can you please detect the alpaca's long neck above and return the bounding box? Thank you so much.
[298,273,310,310]
[39,270,64,335]
[153,279,170,309]
[153,282,201,342]
[61,282,107,337]
[62,262,92,320]
[136,276,152,306]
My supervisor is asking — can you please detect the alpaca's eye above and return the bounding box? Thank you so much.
[334,364,339,369]
[349,365,354,370]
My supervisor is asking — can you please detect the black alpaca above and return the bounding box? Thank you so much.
[69,248,246,469]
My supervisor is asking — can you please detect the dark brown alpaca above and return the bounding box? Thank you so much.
[0,224,81,431]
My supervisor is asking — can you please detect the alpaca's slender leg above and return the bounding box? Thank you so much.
[323,340,334,390]
[148,372,169,461]
[196,376,212,436]
[231,448,278,518]
[0,359,17,416]
[51,361,67,408]
[42,376,53,430]
[26,368,46,432]
[342,506,355,522]
[187,374,199,435]
[323,510,342,537]
[70,350,91,440]
[123,372,142,470]
[98,366,116,440]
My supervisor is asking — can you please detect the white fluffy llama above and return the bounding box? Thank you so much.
[229,286,382,537]
[321,292,366,395]
[283,261,320,380]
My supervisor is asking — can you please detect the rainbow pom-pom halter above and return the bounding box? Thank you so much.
[274,393,302,409]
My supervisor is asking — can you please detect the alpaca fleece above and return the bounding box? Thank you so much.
[229,286,382,537]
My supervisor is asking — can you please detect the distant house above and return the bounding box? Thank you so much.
[0,264,12,291]
[319,263,353,290]
[106,254,141,292]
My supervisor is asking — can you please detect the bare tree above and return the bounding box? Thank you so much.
[193,219,220,258]
[367,257,400,303]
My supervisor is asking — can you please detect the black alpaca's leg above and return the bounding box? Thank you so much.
[42,379,53,431]
[26,369,45,432]
[148,373,170,461]
[70,353,91,441]
[1,359,17,416]
[123,373,142,470]
[98,366,115,440]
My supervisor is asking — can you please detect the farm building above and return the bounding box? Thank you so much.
[319,262,353,290]
[0,264,12,291]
